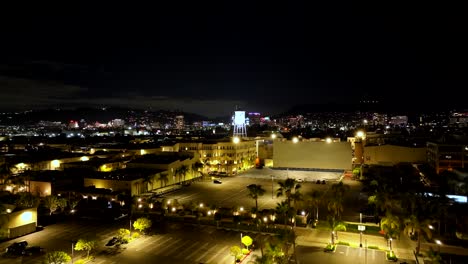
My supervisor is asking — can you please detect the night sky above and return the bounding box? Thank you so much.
[0,2,466,117]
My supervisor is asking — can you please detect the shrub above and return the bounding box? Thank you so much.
[241,248,249,255]
[368,245,379,250]
[132,232,140,239]
[324,243,336,252]
[337,241,350,246]
[387,251,398,261]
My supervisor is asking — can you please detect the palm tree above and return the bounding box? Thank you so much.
[158,172,169,187]
[142,174,154,192]
[290,191,303,209]
[0,161,12,185]
[404,214,433,255]
[247,184,266,212]
[381,213,401,240]
[327,196,344,220]
[275,201,294,228]
[307,190,322,220]
[330,181,350,199]
[276,178,301,207]
[191,162,204,179]
[327,216,347,245]
[175,165,189,183]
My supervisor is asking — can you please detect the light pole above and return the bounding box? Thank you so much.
[359,213,363,248]
[365,239,367,264]
[271,175,274,199]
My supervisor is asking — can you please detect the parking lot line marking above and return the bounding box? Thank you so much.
[175,241,201,257]
[147,238,182,254]
[162,239,192,256]
[205,245,229,263]
[184,242,209,260]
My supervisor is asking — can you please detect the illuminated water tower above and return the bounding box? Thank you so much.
[233,110,247,138]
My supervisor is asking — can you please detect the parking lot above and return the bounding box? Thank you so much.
[161,167,343,212]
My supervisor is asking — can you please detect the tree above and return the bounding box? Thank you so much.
[175,165,189,183]
[15,192,40,208]
[116,228,130,244]
[158,172,169,187]
[381,213,401,240]
[43,195,60,215]
[142,174,154,192]
[247,184,266,212]
[133,217,152,233]
[230,245,242,263]
[327,196,344,220]
[276,201,294,227]
[57,197,68,212]
[404,214,432,255]
[74,238,97,258]
[276,178,301,207]
[43,251,71,264]
[307,190,322,220]
[242,235,253,250]
[426,247,443,264]
[327,216,347,245]
[191,162,204,179]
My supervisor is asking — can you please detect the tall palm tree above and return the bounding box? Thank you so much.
[0,161,12,185]
[275,201,294,227]
[404,214,432,255]
[247,184,266,213]
[327,196,344,220]
[307,190,322,220]
[191,162,204,179]
[158,172,169,187]
[175,165,189,183]
[142,174,154,192]
[381,213,401,240]
[330,181,350,199]
[327,216,347,245]
[276,178,301,207]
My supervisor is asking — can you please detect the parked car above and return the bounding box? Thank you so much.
[213,179,222,184]
[5,240,28,255]
[23,246,44,256]
[106,237,120,247]
[295,178,304,183]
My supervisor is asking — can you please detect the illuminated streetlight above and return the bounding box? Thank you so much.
[435,239,442,253]
[356,131,365,138]
[301,211,305,216]
[325,138,332,143]
[199,203,204,208]
[271,133,277,139]
[292,137,299,143]
[233,136,240,144]
[240,207,244,212]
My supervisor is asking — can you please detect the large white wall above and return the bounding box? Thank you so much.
[273,141,352,170]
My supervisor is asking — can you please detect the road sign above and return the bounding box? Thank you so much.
[358,225,366,231]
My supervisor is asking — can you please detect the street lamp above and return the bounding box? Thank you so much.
[435,239,442,253]
[271,175,274,199]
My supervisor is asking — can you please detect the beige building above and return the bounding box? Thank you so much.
[0,207,37,238]
[363,145,426,166]
[161,139,257,175]
[84,152,201,196]
[273,139,352,170]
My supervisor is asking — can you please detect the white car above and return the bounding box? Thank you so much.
[295,178,304,183]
